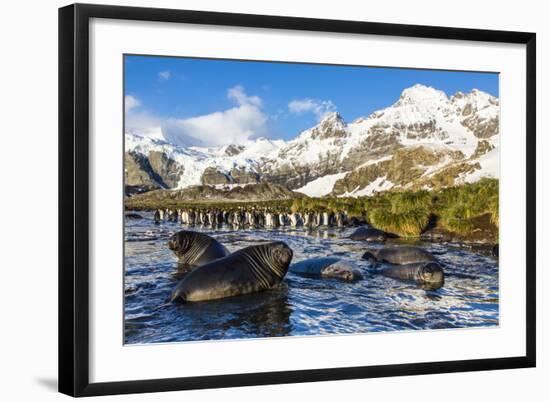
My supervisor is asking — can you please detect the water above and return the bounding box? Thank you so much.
[124,212,499,344]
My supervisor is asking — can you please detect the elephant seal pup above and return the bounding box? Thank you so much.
[375,261,444,290]
[362,246,436,265]
[348,227,387,242]
[289,257,362,282]
[170,241,293,302]
[168,230,230,267]
[125,212,143,219]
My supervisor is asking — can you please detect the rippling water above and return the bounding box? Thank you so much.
[124,212,499,344]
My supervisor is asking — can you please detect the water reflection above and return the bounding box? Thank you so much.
[176,285,292,339]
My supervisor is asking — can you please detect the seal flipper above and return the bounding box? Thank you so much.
[157,300,175,309]
[169,287,187,303]
[361,251,377,264]
[170,294,186,303]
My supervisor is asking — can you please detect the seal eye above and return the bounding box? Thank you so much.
[168,236,179,251]
[422,265,434,280]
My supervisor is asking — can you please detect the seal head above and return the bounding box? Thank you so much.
[418,262,444,290]
[168,230,229,267]
[321,263,363,282]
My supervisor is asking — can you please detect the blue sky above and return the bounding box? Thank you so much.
[124,55,498,147]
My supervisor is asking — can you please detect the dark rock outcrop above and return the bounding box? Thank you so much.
[229,167,261,184]
[127,182,304,204]
[124,151,182,190]
[200,167,233,185]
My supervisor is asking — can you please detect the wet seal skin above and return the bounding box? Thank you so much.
[168,230,230,267]
[362,246,437,265]
[289,257,363,282]
[348,226,388,242]
[375,261,445,290]
[170,241,293,302]
[125,212,143,219]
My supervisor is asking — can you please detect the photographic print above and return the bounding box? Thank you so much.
[123,55,500,345]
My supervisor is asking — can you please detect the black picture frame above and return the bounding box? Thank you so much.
[59,3,536,397]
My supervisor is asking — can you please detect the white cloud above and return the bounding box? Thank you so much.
[288,98,336,120]
[227,85,262,107]
[125,111,163,138]
[124,86,271,147]
[125,95,140,112]
[158,70,171,81]
[124,95,165,140]
[162,86,269,147]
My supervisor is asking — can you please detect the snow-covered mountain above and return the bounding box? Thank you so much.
[125,84,499,197]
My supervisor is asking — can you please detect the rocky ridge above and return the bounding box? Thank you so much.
[125,84,499,198]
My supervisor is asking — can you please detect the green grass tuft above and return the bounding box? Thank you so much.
[369,207,431,237]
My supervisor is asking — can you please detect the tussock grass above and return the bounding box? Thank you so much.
[434,178,499,235]
[369,207,431,237]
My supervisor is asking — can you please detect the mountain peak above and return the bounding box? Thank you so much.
[126,126,166,142]
[450,88,499,109]
[126,83,499,195]
[306,112,347,140]
[319,111,344,124]
[398,84,448,104]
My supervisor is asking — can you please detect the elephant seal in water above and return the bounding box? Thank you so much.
[362,246,436,265]
[289,257,362,282]
[374,261,444,290]
[168,230,230,267]
[125,212,143,219]
[349,227,387,242]
[170,241,293,302]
